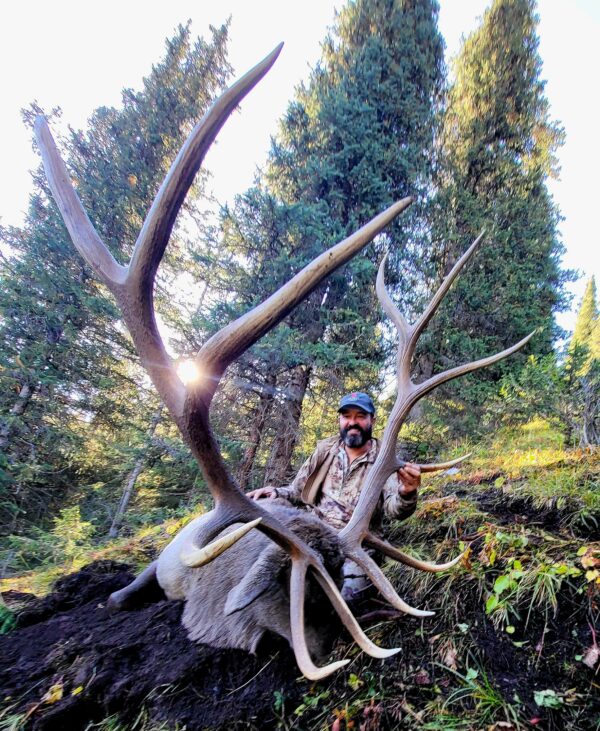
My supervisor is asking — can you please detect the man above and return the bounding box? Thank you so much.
[248,392,421,598]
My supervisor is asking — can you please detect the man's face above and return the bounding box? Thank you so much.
[339,407,374,448]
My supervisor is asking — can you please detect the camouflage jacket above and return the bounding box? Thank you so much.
[274,436,417,531]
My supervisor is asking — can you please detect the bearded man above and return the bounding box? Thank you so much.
[248,392,421,599]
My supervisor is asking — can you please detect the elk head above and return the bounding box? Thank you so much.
[155,502,346,661]
[35,43,533,680]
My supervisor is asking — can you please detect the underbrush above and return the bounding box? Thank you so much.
[1,420,599,730]
[0,507,205,596]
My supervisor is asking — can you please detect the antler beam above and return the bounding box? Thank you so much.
[337,234,534,614]
[35,45,416,679]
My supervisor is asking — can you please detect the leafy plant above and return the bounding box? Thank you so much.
[533,688,563,709]
[0,603,16,634]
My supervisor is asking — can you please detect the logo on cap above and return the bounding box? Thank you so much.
[338,392,375,414]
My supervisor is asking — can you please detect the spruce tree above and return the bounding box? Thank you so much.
[216,0,445,484]
[567,278,600,444]
[571,277,598,351]
[567,275,599,385]
[590,319,600,361]
[424,0,569,432]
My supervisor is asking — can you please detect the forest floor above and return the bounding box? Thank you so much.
[0,420,599,730]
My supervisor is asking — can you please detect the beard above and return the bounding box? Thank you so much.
[340,424,372,448]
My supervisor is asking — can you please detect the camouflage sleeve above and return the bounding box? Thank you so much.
[270,453,315,506]
[382,472,418,521]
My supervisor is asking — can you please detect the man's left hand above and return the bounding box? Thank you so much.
[398,463,421,497]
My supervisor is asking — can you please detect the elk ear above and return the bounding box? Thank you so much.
[224,545,287,615]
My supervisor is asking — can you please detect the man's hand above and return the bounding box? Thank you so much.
[247,487,277,501]
[398,463,421,498]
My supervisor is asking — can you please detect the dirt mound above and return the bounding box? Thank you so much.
[2,558,598,730]
[0,561,305,730]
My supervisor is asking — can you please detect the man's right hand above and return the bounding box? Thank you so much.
[247,487,277,501]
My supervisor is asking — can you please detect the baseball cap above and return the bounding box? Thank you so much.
[338,392,375,415]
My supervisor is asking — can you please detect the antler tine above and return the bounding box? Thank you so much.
[35,115,186,417]
[365,533,465,573]
[376,253,409,343]
[309,562,402,659]
[400,453,472,474]
[34,117,127,288]
[350,549,434,617]
[290,560,350,680]
[128,44,284,295]
[180,518,263,567]
[196,197,413,403]
[407,231,485,355]
[414,330,535,403]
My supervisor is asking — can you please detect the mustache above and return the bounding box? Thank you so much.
[340,423,372,447]
[340,424,368,438]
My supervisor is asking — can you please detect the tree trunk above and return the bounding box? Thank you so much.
[108,405,163,538]
[263,365,311,486]
[237,372,276,490]
[580,376,600,446]
[0,382,35,451]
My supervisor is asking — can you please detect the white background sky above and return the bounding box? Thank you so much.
[1,0,598,334]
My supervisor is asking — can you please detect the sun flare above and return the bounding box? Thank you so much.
[177,359,201,385]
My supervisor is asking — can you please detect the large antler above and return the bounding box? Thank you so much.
[337,236,535,615]
[35,45,415,680]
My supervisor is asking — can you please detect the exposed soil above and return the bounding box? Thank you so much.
[0,561,308,730]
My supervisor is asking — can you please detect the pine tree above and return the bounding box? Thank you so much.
[424,0,570,432]
[217,0,445,484]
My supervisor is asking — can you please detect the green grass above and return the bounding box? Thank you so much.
[0,509,205,596]
[441,663,523,728]
[0,710,27,731]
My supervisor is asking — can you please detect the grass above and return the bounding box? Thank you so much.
[441,662,523,728]
[374,420,599,729]
[84,714,181,731]
[0,710,27,731]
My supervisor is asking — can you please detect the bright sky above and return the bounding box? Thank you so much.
[2,1,598,334]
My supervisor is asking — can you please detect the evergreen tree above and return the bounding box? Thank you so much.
[503,278,600,447]
[424,0,570,432]
[216,0,445,485]
[566,276,599,442]
[0,24,231,532]
[571,277,598,351]
[590,318,600,361]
